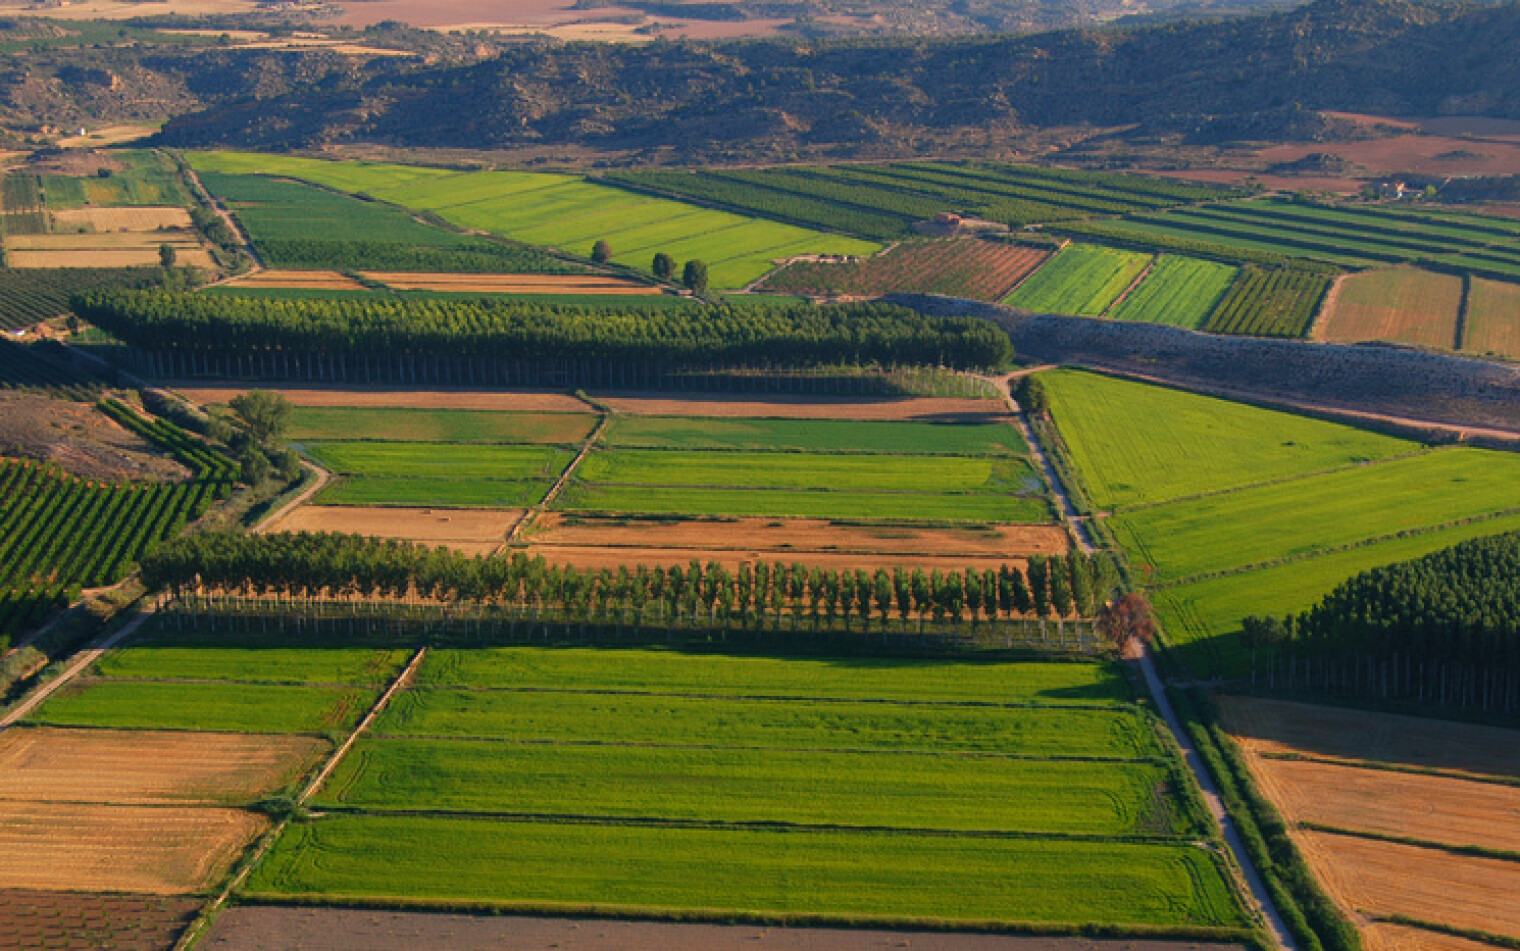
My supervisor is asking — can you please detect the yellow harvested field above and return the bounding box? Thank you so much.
[1364,922,1499,951]
[7,247,216,268]
[177,385,592,413]
[361,272,664,294]
[1242,755,1520,854]
[0,728,326,805]
[229,270,368,290]
[593,392,1010,421]
[49,206,192,232]
[5,231,213,269]
[1298,830,1520,940]
[1317,267,1463,349]
[1219,696,1520,781]
[0,801,265,894]
[269,506,522,554]
[1463,277,1520,360]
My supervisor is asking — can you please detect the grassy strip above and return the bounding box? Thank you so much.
[94,645,412,686]
[602,417,1028,456]
[557,484,1053,523]
[28,679,378,735]
[1167,686,1362,951]
[1297,822,1520,865]
[233,891,1263,947]
[1377,916,1520,950]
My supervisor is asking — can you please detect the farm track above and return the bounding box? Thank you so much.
[500,411,608,551]
[999,372,1296,950]
[254,462,330,534]
[0,605,156,732]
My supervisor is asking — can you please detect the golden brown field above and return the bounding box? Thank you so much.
[1316,267,1463,349]
[269,505,524,554]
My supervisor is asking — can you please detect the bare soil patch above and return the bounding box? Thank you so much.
[0,393,188,482]
[1260,135,1520,177]
[0,889,199,951]
[227,270,366,290]
[0,801,264,894]
[1315,267,1463,349]
[50,207,191,232]
[1462,277,1520,360]
[1363,922,1499,951]
[362,272,662,294]
[528,512,1067,557]
[269,506,522,554]
[174,385,592,413]
[1241,754,1520,854]
[0,728,327,805]
[202,907,1248,951]
[1297,830,1520,940]
[1218,696,1520,781]
[526,544,1038,572]
[593,392,1008,422]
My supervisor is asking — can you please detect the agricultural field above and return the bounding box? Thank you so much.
[1004,243,1153,316]
[288,407,596,445]
[1221,696,1520,949]
[302,442,573,509]
[602,415,1027,454]
[0,890,199,951]
[1460,276,1520,359]
[1202,266,1332,338]
[1041,369,1520,676]
[269,505,523,555]
[755,239,1049,301]
[1107,255,1237,329]
[189,153,882,289]
[226,644,1246,931]
[609,162,1237,240]
[39,151,191,209]
[4,231,212,269]
[1315,267,1464,349]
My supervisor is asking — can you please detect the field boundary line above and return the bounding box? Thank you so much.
[0,605,156,732]
[174,645,428,951]
[251,461,330,534]
[501,412,609,551]
[1297,822,1520,866]
[984,374,1094,554]
[1098,254,1157,318]
[1455,271,1473,350]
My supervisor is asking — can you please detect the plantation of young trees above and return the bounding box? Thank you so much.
[144,532,1119,648]
[73,291,1014,386]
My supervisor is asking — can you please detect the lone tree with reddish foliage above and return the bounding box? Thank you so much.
[1097,592,1156,654]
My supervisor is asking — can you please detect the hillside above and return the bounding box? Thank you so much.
[145,0,1520,160]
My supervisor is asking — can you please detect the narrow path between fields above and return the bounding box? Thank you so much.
[994,370,1297,950]
[175,646,429,951]
[176,154,264,272]
[253,461,331,534]
[500,411,609,551]
[0,605,156,732]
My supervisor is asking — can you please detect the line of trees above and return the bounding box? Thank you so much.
[73,291,1014,383]
[143,531,1119,633]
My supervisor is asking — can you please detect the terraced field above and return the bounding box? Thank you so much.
[1004,244,1153,316]
[1041,369,1520,676]
[1108,255,1238,329]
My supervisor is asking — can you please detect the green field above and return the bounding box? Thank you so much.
[188,152,882,289]
[603,416,1027,455]
[1114,448,1520,583]
[1107,256,1237,329]
[30,680,376,734]
[375,689,1160,758]
[558,483,1051,522]
[303,442,572,508]
[248,815,1242,926]
[1041,369,1417,510]
[576,449,1038,494]
[289,408,596,445]
[1005,244,1153,316]
[92,629,411,685]
[417,647,1130,702]
[41,150,191,209]
[320,741,1173,834]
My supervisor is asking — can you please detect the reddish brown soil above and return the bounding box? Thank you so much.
[201,907,1249,951]
[270,506,523,554]
[758,241,1049,302]
[1260,135,1520,177]
[1316,267,1463,349]
[591,392,1009,421]
[0,394,188,482]
[0,889,199,951]
[175,385,592,413]
[0,727,327,805]
[361,272,663,294]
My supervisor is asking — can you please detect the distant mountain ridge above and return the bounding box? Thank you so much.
[149,0,1520,158]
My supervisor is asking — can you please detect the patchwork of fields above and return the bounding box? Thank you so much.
[1042,369,1520,676]
[188,153,882,289]
[757,238,1049,301]
[1005,243,1152,316]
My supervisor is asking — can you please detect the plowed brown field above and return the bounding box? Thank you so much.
[0,728,326,805]
[229,270,367,290]
[1316,268,1463,349]
[175,386,592,413]
[1242,755,1520,854]
[527,513,1067,557]
[0,802,264,893]
[1219,696,1520,780]
[0,889,199,951]
[1298,831,1520,939]
[361,272,663,294]
[1463,277,1520,360]
[592,392,1009,421]
[269,506,522,554]
[1363,922,1499,951]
